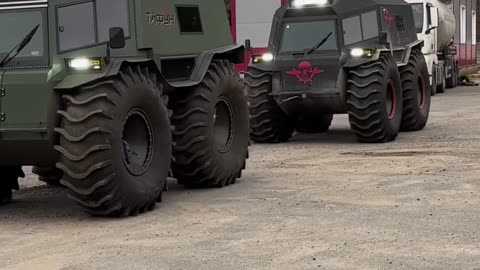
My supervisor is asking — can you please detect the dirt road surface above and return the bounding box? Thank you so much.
[1,86,480,270]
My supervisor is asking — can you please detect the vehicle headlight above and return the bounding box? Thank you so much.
[253,53,274,63]
[350,48,373,58]
[68,58,103,70]
[291,0,330,8]
[261,53,274,62]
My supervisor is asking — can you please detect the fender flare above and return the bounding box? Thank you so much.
[399,40,425,67]
[169,44,245,88]
[53,58,170,91]
[55,45,245,91]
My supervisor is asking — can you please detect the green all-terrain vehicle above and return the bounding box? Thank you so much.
[245,0,431,143]
[0,0,250,216]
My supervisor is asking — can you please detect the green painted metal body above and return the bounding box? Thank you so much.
[0,0,242,166]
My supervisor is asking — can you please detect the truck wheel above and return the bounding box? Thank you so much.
[32,166,63,186]
[0,167,23,206]
[245,66,294,143]
[55,65,172,217]
[446,64,458,88]
[171,60,249,188]
[347,54,403,143]
[431,69,437,96]
[437,76,446,94]
[295,114,333,134]
[399,50,431,131]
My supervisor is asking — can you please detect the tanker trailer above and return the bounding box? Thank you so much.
[406,0,458,95]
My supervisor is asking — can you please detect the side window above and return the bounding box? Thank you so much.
[343,16,362,45]
[395,16,406,32]
[58,2,95,51]
[361,11,379,40]
[269,16,279,48]
[96,0,130,43]
[177,6,203,33]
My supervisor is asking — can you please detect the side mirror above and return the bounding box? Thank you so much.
[109,27,126,49]
[379,31,389,45]
[245,39,252,52]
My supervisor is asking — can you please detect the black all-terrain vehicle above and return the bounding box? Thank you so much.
[245,0,431,143]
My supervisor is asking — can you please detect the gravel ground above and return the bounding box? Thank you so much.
[1,86,480,270]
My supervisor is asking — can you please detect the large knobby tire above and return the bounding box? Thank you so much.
[171,60,249,188]
[245,66,294,143]
[347,54,403,143]
[437,73,446,94]
[295,114,333,134]
[0,167,23,206]
[399,50,431,131]
[55,65,172,217]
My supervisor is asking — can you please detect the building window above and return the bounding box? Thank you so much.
[177,6,203,33]
[473,11,477,45]
[460,5,466,44]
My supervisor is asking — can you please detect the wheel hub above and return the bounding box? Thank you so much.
[386,79,397,120]
[214,97,234,153]
[122,109,154,176]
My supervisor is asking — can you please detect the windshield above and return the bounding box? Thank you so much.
[280,20,338,53]
[411,4,424,33]
[0,9,48,68]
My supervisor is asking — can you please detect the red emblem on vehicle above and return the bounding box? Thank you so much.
[383,8,394,27]
[287,61,324,85]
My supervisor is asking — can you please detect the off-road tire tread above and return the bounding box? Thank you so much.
[245,66,293,143]
[171,60,248,187]
[55,65,169,216]
[347,54,400,143]
[399,50,430,131]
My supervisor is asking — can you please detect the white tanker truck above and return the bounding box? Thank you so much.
[406,0,458,95]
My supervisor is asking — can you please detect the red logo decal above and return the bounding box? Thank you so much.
[383,8,394,27]
[287,61,324,85]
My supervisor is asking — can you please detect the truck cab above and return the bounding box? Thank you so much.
[406,0,458,92]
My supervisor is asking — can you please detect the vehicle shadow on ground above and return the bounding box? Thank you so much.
[0,185,89,221]
[0,178,248,222]
[290,128,359,145]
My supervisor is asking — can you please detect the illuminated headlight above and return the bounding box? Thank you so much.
[350,48,364,57]
[253,53,274,63]
[350,48,373,57]
[262,53,274,62]
[291,0,329,8]
[68,58,102,70]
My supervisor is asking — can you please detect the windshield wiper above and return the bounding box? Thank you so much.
[306,32,333,55]
[0,24,40,68]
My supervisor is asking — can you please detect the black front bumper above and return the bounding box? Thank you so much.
[271,66,348,115]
